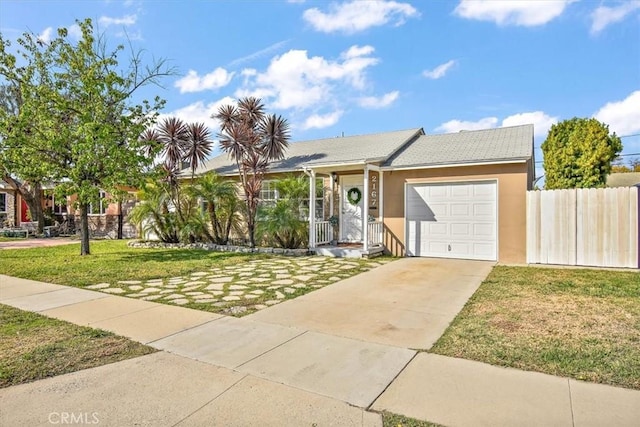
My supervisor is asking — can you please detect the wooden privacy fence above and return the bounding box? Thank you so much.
[527,187,639,268]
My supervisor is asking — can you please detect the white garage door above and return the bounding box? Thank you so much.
[406,181,497,261]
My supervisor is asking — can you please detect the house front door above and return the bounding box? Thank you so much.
[341,175,364,242]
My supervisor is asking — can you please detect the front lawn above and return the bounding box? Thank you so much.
[0,240,391,316]
[0,304,155,388]
[431,266,640,390]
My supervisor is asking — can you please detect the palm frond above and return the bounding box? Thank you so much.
[259,114,290,161]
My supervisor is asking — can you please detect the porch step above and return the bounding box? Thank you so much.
[313,246,384,259]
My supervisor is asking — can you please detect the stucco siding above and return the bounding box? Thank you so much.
[381,163,529,263]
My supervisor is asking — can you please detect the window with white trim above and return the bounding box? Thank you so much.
[89,191,107,215]
[259,178,325,219]
[300,178,325,219]
[259,180,278,206]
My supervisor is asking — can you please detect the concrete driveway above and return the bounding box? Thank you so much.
[249,257,494,349]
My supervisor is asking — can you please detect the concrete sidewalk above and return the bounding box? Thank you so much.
[2,272,639,426]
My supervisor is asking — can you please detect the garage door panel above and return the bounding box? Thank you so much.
[406,181,497,261]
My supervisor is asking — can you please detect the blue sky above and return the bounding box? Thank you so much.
[1,0,639,177]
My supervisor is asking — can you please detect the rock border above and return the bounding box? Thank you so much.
[127,240,310,256]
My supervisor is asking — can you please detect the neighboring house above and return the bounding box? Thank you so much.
[0,180,18,227]
[606,172,640,188]
[0,181,137,238]
[194,124,535,263]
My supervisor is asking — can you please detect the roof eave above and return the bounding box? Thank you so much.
[382,158,530,171]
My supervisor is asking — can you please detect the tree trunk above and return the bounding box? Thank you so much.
[117,200,123,239]
[79,203,91,255]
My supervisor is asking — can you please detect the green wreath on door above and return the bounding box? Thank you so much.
[347,187,362,205]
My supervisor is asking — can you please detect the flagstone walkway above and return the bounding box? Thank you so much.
[86,256,391,315]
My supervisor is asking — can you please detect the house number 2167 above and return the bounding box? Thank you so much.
[370,174,378,207]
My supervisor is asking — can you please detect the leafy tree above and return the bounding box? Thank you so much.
[542,118,622,189]
[214,97,290,247]
[0,83,48,233]
[611,157,640,173]
[0,19,172,254]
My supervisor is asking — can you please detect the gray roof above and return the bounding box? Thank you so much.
[606,172,640,187]
[194,128,423,175]
[384,124,534,169]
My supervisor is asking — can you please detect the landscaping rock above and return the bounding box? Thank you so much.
[222,296,241,301]
[87,283,110,289]
[172,298,189,305]
[102,288,125,294]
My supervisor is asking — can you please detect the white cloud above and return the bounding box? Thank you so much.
[302,111,343,130]
[422,60,456,79]
[593,90,640,136]
[239,45,379,111]
[590,1,640,34]
[435,110,557,135]
[454,0,575,27]
[67,24,82,39]
[37,27,53,43]
[502,111,558,137]
[174,68,235,93]
[228,40,290,67]
[161,96,236,131]
[303,0,419,34]
[358,91,399,108]
[98,14,137,27]
[435,117,499,133]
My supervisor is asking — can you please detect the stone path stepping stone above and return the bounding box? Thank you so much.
[222,295,241,301]
[193,294,215,299]
[164,284,179,289]
[128,285,144,291]
[293,275,314,282]
[228,285,247,290]
[127,293,145,298]
[213,302,227,307]
[87,283,110,289]
[249,278,271,283]
[250,289,265,295]
[244,294,259,299]
[184,281,206,286]
[272,279,294,285]
[210,277,234,283]
[118,280,142,285]
[265,300,280,306]
[275,291,285,299]
[182,285,203,292]
[146,279,164,284]
[164,294,184,300]
[102,288,125,294]
[292,284,307,289]
[258,273,271,278]
[238,272,253,277]
[196,298,216,303]
[275,274,291,279]
[190,272,209,277]
[273,269,290,274]
[141,287,161,294]
[267,286,280,290]
[206,283,225,291]
[252,282,271,287]
[211,291,224,296]
[328,276,342,281]
[172,299,189,305]
[283,287,296,294]
[186,291,204,296]
[253,304,267,310]
[229,291,244,296]
[141,295,162,301]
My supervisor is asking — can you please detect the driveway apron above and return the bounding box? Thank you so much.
[249,257,494,349]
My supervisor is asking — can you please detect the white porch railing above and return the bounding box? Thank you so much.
[314,221,333,246]
[367,221,383,246]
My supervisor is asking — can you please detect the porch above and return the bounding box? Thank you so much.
[306,161,385,258]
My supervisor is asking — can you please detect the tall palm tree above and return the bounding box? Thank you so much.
[214,97,290,247]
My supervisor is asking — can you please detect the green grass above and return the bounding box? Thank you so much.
[430,266,640,390]
[0,304,155,388]
[0,240,260,287]
[381,412,443,427]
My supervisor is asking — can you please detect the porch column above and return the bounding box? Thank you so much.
[309,169,316,248]
[329,173,334,242]
[363,164,369,252]
[379,170,384,222]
